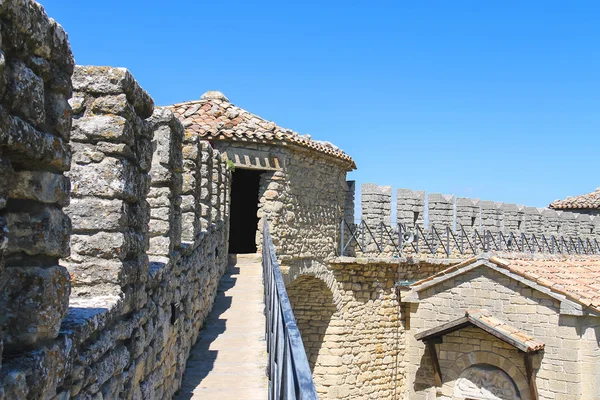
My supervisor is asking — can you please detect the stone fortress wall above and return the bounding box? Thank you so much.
[361,184,600,239]
[0,3,231,399]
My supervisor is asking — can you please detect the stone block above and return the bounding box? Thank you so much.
[63,257,122,286]
[0,155,14,209]
[0,105,70,171]
[72,66,154,118]
[4,59,45,127]
[44,91,72,139]
[0,265,70,348]
[65,197,129,232]
[5,207,70,258]
[8,170,70,206]
[70,231,146,261]
[89,93,135,119]
[71,114,134,146]
[69,157,148,202]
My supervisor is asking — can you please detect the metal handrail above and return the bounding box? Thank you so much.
[339,219,600,257]
[262,220,319,400]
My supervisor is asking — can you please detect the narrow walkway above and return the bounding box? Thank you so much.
[176,254,268,400]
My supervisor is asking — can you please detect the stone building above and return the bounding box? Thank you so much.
[168,91,356,266]
[402,253,600,400]
[550,187,600,217]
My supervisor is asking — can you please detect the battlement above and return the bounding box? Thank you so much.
[360,184,600,238]
[0,6,232,393]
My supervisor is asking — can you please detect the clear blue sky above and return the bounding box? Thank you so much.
[43,1,599,208]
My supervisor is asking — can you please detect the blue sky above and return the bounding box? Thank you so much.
[43,1,599,208]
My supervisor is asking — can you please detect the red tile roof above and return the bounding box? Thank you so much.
[415,309,545,352]
[549,187,600,210]
[411,254,600,313]
[465,309,545,352]
[166,91,356,170]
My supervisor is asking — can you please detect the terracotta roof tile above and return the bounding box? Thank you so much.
[549,188,600,210]
[166,91,356,170]
[466,309,545,352]
[489,254,600,312]
[411,254,600,313]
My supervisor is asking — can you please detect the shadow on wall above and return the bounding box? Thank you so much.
[173,264,238,399]
[287,275,336,372]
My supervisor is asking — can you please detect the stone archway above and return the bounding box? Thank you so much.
[445,352,530,400]
[454,364,521,400]
[287,275,337,371]
[287,274,343,396]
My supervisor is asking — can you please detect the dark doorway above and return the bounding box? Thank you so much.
[229,168,262,253]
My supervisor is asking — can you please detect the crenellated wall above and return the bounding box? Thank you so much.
[0,6,232,396]
[0,0,74,359]
[360,185,600,239]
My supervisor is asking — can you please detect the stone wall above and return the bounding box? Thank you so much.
[404,265,600,400]
[0,0,74,364]
[360,185,600,240]
[285,258,455,399]
[64,66,155,300]
[0,7,232,396]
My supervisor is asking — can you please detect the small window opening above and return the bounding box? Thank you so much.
[413,211,419,224]
[517,220,522,230]
[471,217,476,227]
[171,303,180,325]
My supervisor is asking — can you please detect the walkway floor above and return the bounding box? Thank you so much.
[175,254,268,400]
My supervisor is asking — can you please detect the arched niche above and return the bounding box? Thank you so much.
[454,364,521,400]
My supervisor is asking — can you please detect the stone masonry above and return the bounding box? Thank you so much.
[0,4,232,397]
[0,0,74,356]
[403,261,600,399]
[362,186,600,240]
[285,258,453,400]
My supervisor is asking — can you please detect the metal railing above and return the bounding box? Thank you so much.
[263,220,319,400]
[339,219,600,257]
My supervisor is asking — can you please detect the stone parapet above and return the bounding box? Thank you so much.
[0,15,232,397]
[63,65,154,300]
[361,183,392,226]
[361,185,600,240]
[0,0,74,353]
[147,107,184,257]
[397,188,425,229]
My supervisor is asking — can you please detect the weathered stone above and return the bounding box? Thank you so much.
[0,105,70,171]
[44,91,72,139]
[71,232,146,261]
[71,115,133,146]
[8,170,70,206]
[0,265,70,348]
[4,59,45,126]
[5,207,70,258]
[69,157,147,202]
[65,198,128,232]
[72,67,153,118]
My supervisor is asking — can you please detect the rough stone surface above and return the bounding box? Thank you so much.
[285,259,450,399]
[0,28,232,399]
[0,265,70,348]
[404,264,600,400]
[0,0,73,356]
[211,141,350,265]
